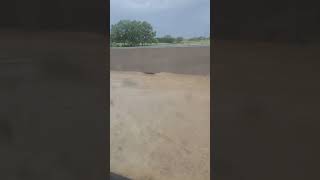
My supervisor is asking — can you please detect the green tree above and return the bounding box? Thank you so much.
[140,21,156,46]
[110,20,129,46]
[175,37,184,43]
[188,36,207,41]
[157,35,175,43]
[110,20,156,47]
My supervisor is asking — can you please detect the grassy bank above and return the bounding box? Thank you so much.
[111,39,210,48]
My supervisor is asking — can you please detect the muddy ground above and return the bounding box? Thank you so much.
[110,46,210,75]
[110,71,210,180]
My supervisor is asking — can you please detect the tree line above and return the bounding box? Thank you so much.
[111,20,209,47]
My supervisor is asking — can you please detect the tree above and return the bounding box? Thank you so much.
[110,20,128,46]
[188,36,208,41]
[140,21,157,46]
[110,20,156,47]
[175,37,184,43]
[157,35,175,43]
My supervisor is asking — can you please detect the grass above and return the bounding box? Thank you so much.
[180,39,210,45]
[110,39,210,48]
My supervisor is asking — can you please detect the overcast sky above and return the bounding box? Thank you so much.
[110,0,210,38]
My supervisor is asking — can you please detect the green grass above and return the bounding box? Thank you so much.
[180,39,210,45]
[110,39,210,48]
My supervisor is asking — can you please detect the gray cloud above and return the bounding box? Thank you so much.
[111,0,210,38]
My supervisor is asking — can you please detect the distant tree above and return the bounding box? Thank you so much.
[199,36,206,40]
[175,37,184,43]
[157,35,175,43]
[189,37,197,41]
[110,20,156,47]
[151,38,159,44]
[188,36,207,41]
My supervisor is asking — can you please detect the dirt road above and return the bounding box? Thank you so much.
[110,71,210,180]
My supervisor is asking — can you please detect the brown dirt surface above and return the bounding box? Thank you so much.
[110,71,210,180]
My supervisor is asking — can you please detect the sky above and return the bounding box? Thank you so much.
[110,0,210,38]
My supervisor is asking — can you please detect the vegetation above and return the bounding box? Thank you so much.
[188,36,208,41]
[156,35,175,43]
[182,36,210,45]
[110,20,210,47]
[111,20,157,47]
[156,35,186,44]
[176,37,184,43]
